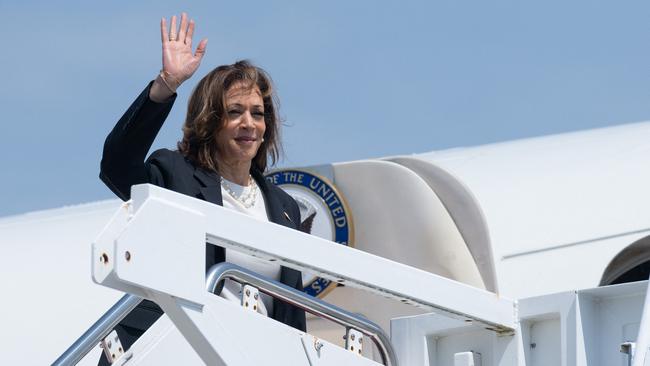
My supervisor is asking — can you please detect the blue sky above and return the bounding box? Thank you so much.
[1,1,648,217]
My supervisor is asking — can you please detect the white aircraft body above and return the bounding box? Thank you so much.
[1,121,649,365]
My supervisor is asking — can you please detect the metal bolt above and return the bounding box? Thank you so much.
[107,340,112,348]
[530,343,536,349]
[246,289,250,296]
[350,334,355,341]
[314,341,324,352]
[253,293,259,300]
[124,251,131,261]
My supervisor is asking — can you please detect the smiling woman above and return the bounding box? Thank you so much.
[177,62,280,184]
[98,12,304,365]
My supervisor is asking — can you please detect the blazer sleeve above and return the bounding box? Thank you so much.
[99,82,177,201]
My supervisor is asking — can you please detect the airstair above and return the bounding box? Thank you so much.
[53,184,650,365]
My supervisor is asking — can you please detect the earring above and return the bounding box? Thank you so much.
[262,138,265,142]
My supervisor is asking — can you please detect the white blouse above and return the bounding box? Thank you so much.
[219,177,282,316]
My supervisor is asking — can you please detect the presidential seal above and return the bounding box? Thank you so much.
[266,169,353,297]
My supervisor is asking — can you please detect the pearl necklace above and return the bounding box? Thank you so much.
[220,176,258,208]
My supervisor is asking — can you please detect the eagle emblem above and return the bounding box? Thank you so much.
[266,169,353,297]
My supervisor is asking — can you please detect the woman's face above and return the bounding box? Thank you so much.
[215,82,266,165]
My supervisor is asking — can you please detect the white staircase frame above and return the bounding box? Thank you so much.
[52,183,650,365]
[83,184,516,364]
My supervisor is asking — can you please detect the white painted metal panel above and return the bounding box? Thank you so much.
[386,156,497,293]
[103,184,515,331]
[528,319,560,366]
[331,160,485,289]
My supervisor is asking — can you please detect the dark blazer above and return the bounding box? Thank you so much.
[99,82,306,332]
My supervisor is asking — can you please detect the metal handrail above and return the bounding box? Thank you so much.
[52,294,142,366]
[206,262,399,366]
[54,262,399,366]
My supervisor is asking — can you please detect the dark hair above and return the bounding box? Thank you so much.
[178,60,281,173]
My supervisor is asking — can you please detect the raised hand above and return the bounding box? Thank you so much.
[159,12,208,91]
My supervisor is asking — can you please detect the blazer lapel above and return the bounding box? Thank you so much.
[252,169,293,228]
[193,167,225,270]
[194,168,223,206]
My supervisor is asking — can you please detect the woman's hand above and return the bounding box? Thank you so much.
[150,12,207,101]
[161,13,207,88]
